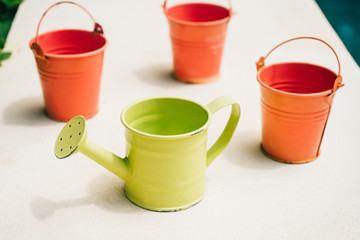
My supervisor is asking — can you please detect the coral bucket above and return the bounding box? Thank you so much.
[163,0,233,83]
[29,1,107,121]
[256,37,344,164]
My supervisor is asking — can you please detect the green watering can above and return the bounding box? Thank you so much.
[54,96,240,211]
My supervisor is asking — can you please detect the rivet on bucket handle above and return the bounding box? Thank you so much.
[256,36,344,95]
[30,1,104,60]
[162,0,234,19]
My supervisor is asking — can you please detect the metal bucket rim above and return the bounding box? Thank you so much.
[29,29,107,59]
[120,96,213,140]
[256,62,338,98]
[164,3,232,26]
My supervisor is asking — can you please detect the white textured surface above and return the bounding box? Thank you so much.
[1,0,359,239]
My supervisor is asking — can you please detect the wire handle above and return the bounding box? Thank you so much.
[256,36,343,93]
[30,1,103,59]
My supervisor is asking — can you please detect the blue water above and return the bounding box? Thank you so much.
[316,0,360,67]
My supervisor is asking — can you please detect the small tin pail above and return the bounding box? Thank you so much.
[256,37,344,163]
[163,0,233,84]
[29,1,107,121]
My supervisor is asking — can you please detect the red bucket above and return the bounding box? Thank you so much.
[163,0,233,84]
[256,37,344,163]
[29,1,107,122]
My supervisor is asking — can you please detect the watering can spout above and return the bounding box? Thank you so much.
[54,116,131,182]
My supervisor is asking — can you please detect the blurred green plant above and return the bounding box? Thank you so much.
[0,0,23,66]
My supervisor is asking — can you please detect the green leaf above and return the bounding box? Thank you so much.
[0,0,23,8]
[0,51,11,66]
[0,20,13,49]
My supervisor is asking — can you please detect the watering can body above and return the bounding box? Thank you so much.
[55,96,240,211]
[123,128,208,211]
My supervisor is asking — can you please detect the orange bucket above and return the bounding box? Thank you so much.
[29,1,107,122]
[163,0,233,84]
[256,37,344,164]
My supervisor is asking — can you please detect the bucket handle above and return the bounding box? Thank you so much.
[30,1,104,60]
[163,0,234,17]
[256,36,344,94]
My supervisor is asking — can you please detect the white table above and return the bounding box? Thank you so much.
[1,0,359,239]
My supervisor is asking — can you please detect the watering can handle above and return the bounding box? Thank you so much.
[162,0,234,16]
[30,1,103,58]
[206,95,240,167]
[256,36,344,93]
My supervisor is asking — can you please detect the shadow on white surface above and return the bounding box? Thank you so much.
[30,173,141,220]
[224,130,285,170]
[3,95,57,127]
[134,63,186,87]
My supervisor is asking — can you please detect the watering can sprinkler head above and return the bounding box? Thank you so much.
[55,116,88,159]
